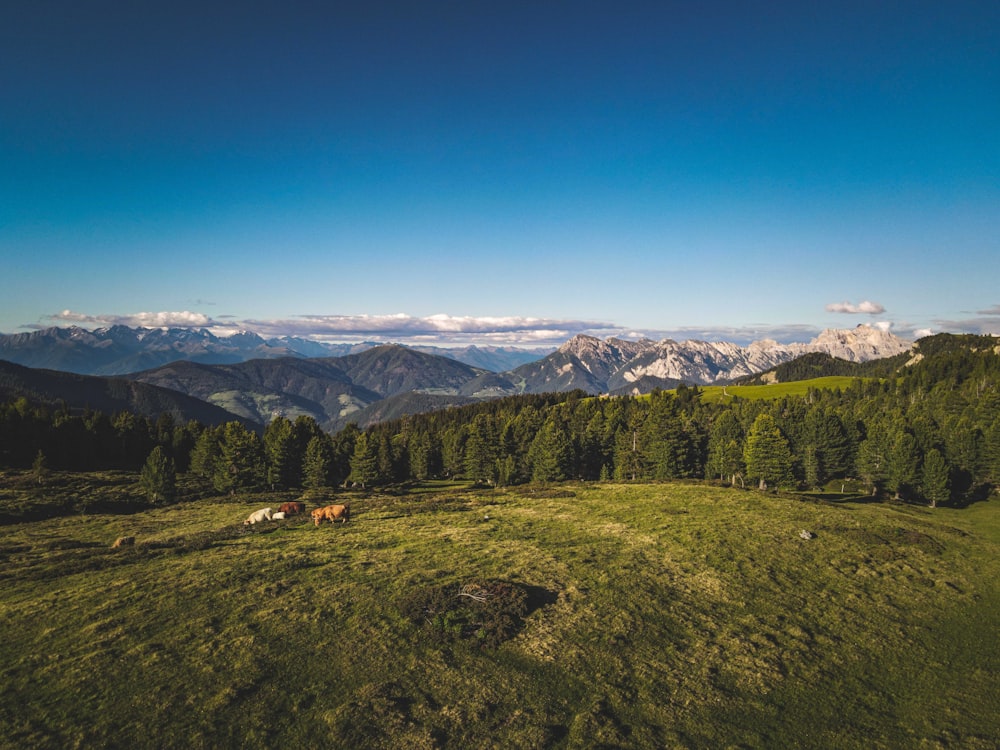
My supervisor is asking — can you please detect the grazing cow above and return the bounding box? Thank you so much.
[111,536,135,549]
[243,507,273,525]
[271,511,286,520]
[278,501,306,515]
[311,503,350,526]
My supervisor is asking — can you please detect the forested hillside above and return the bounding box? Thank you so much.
[2,335,998,508]
[732,350,910,384]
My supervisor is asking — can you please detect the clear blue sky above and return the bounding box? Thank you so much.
[2,1,998,346]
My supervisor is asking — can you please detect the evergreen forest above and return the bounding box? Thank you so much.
[2,335,999,509]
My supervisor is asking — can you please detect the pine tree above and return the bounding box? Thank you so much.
[349,432,379,488]
[640,392,686,480]
[921,448,950,508]
[802,444,821,489]
[264,417,297,490]
[856,421,892,496]
[613,426,643,481]
[189,427,221,480]
[706,411,744,484]
[331,423,361,487]
[887,432,921,501]
[743,413,794,490]
[302,434,335,489]
[805,408,854,482]
[140,446,176,504]
[214,422,265,494]
[465,414,499,485]
[529,417,573,483]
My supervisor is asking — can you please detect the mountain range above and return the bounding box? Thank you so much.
[0,325,548,375]
[0,324,913,431]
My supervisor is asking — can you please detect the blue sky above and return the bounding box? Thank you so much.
[2,1,998,346]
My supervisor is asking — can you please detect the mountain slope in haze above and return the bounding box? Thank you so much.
[127,345,495,431]
[414,344,552,372]
[0,326,313,375]
[0,360,252,427]
[0,326,549,375]
[127,359,381,429]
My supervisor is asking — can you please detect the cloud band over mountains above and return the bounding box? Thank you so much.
[47,310,623,346]
[43,304,1000,345]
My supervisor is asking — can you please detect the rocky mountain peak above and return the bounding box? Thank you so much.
[806,324,910,362]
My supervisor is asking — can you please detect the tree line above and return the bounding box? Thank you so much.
[2,339,999,507]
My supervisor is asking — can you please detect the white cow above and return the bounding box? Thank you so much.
[244,507,273,525]
[271,511,286,520]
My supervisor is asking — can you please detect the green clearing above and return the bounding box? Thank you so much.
[1,479,997,748]
[699,376,860,403]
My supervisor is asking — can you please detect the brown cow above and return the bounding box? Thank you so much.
[311,503,350,526]
[279,501,306,515]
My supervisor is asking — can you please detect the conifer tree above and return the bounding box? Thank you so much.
[303,434,335,489]
[349,432,379,488]
[921,448,950,508]
[140,445,176,504]
[743,413,794,490]
[264,416,297,490]
[856,422,892,496]
[887,432,921,501]
[529,417,573,483]
[640,391,686,480]
[706,410,744,484]
[189,427,221,480]
[465,414,499,485]
[214,422,265,494]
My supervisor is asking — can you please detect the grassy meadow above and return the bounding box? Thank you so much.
[1,477,997,748]
[698,377,860,404]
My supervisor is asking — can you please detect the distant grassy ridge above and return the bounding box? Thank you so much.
[0,480,996,748]
[699,376,862,403]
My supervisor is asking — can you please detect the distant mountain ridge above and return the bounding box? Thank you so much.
[0,326,551,375]
[126,345,494,432]
[1,324,915,431]
[514,325,912,395]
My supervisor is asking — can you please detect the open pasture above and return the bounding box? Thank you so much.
[0,482,997,748]
[699,376,860,403]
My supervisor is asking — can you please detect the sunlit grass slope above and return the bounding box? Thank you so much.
[699,376,860,403]
[1,482,997,748]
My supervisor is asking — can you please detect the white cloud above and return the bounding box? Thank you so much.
[50,310,216,328]
[977,305,1000,316]
[44,310,621,347]
[825,300,886,315]
[630,324,822,345]
[240,313,620,344]
[929,316,1000,337]
[40,309,933,347]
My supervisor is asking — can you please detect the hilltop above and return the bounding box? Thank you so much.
[0,481,996,747]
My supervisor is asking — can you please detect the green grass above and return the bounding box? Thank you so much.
[1,478,997,748]
[699,376,860,403]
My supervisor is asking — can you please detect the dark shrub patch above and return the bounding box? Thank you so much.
[399,579,531,649]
